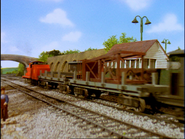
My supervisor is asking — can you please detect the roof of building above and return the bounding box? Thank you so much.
[109,39,157,54]
[167,49,185,55]
[86,39,167,62]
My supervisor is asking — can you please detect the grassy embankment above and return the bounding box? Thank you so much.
[1,67,18,74]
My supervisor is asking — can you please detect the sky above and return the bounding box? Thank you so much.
[1,0,184,68]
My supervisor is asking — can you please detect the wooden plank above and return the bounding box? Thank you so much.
[116,54,121,83]
[86,63,98,79]
[98,60,101,79]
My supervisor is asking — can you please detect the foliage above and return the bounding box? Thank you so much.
[38,49,80,63]
[103,35,118,52]
[38,50,63,62]
[84,47,97,51]
[6,70,18,74]
[63,49,80,55]
[38,51,50,62]
[46,49,62,56]
[119,33,137,43]
[12,70,18,74]
[177,46,181,50]
[16,63,25,76]
[103,33,137,52]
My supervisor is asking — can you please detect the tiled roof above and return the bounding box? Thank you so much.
[108,39,157,54]
[86,39,166,62]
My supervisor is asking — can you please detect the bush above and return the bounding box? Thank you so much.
[16,63,25,76]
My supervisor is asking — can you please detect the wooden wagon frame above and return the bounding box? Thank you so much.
[81,49,151,85]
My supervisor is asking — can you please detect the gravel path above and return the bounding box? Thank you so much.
[1,79,184,138]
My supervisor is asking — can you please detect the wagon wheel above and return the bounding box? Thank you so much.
[64,86,70,94]
[30,80,33,85]
[74,87,79,97]
[59,84,63,93]
[45,82,50,89]
[52,84,55,89]
[55,84,58,89]
[83,89,90,98]
[52,84,58,89]
[135,98,146,112]
[94,91,101,99]
[38,81,41,86]
[69,86,74,95]
[24,79,27,83]
[95,93,101,99]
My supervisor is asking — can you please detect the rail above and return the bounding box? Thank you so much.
[2,78,174,138]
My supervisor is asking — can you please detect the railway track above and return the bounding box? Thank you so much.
[3,75,184,125]
[53,90,184,127]
[2,75,184,125]
[91,97,184,124]
[2,77,176,138]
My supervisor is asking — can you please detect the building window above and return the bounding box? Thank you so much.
[136,59,139,68]
[131,60,135,68]
[151,59,156,69]
[126,60,129,68]
[144,59,149,69]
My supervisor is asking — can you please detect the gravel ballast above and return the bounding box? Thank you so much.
[1,80,184,138]
[1,82,95,139]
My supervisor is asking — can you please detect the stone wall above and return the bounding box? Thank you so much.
[47,49,106,72]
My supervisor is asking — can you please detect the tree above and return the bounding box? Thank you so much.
[103,35,118,52]
[38,49,80,62]
[16,63,25,76]
[38,50,63,62]
[63,49,80,55]
[103,33,137,52]
[84,47,97,51]
[38,51,50,62]
[119,33,137,43]
[177,46,181,50]
[47,49,62,56]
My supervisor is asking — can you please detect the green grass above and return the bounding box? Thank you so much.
[1,67,18,74]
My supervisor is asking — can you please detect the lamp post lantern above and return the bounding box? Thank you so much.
[161,39,171,52]
[132,15,151,41]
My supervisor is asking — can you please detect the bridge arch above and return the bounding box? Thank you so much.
[1,54,38,67]
[1,54,38,74]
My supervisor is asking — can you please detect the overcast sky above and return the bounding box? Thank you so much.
[1,0,184,68]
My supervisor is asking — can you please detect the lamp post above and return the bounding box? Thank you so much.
[161,39,171,52]
[132,15,151,41]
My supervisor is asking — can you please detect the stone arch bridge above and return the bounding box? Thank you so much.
[1,49,106,74]
[1,54,38,68]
